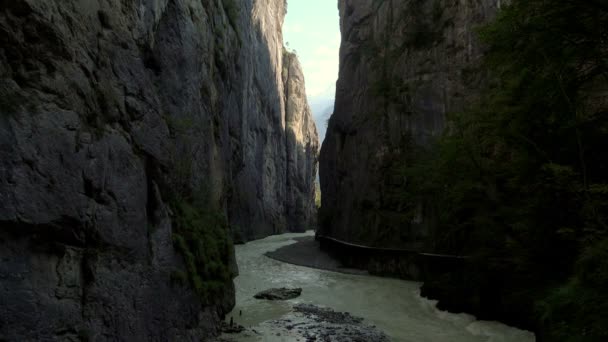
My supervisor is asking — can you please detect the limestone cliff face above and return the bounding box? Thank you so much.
[0,0,317,340]
[227,3,318,241]
[283,50,319,232]
[319,0,502,248]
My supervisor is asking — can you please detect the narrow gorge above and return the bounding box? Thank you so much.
[2,0,607,341]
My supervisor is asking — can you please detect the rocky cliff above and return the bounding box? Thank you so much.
[283,50,319,232]
[319,0,501,248]
[0,0,317,340]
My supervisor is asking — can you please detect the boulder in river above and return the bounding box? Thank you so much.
[254,288,303,300]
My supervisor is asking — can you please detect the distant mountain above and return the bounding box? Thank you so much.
[317,104,334,143]
[308,84,336,143]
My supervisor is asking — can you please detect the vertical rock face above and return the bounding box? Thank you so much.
[319,0,501,247]
[283,50,319,232]
[0,0,317,340]
[226,2,319,241]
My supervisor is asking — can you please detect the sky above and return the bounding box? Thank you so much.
[284,0,340,98]
[284,0,340,142]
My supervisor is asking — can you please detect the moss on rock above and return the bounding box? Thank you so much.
[170,198,234,304]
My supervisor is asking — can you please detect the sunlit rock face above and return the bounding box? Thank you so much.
[319,0,502,248]
[0,0,317,340]
[283,50,320,232]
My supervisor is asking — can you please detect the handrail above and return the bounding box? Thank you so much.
[316,235,469,260]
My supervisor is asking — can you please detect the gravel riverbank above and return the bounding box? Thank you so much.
[264,236,367,276]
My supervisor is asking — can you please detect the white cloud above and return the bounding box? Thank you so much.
[300,42,340,97]
[283,5,341,99]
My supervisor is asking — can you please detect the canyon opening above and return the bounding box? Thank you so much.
[1,1,607,341]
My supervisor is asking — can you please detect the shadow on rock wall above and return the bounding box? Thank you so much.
[0,0,317,340]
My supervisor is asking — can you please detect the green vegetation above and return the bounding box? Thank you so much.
[315,181,321,208]
[223,0,239,34]
[0,91,24,116]
[170,196,234,304]
[163,111,234,304]
[397,0,608,338]
[165,115,196,136]
[537,240,608,340]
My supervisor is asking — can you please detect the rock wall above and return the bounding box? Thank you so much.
[0,0,317,340]
[283,50,319,232]
[227,3,318,241]
[319,0,501,248]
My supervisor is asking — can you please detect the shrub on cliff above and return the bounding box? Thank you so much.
[170,195,234,304]
[538,239,608,340]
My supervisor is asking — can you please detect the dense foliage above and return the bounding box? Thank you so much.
[403,0,608,339]
[171,196,234,304]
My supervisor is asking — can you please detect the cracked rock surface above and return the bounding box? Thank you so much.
[0,0,318,340]
[319,0,502,248]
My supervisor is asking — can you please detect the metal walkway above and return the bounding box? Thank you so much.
[316,235,469,259]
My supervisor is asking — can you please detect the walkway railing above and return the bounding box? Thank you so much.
[316,235,469,260]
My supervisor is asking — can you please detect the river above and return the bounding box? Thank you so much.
[223,231,535,342]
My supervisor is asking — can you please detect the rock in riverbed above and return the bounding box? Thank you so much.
[254,287,303,300]
[268,304,390,341]
[217,303,389,341]
[220,318,246,334]
[293,304,364,325]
